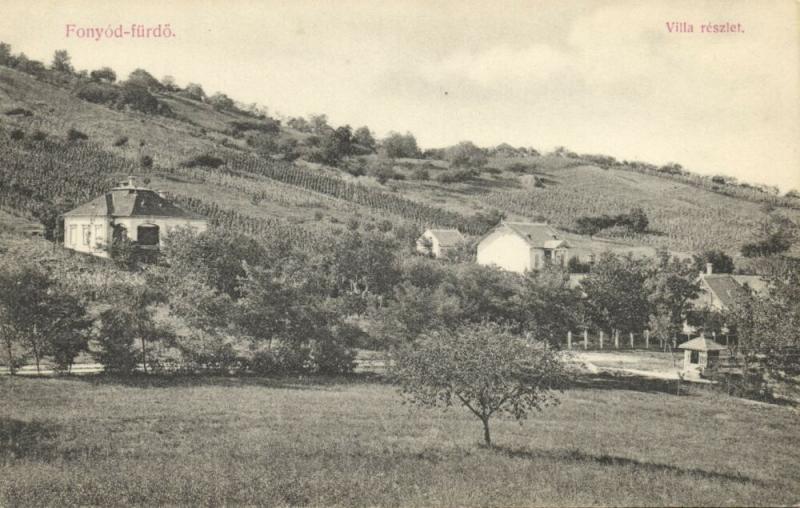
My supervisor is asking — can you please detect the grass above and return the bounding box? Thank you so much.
[1,374,798,506]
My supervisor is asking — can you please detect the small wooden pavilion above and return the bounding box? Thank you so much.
[678,334,727,378]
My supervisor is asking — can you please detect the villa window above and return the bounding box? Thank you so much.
[94,225,104,246]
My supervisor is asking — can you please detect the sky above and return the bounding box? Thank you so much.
[1,0,798,190]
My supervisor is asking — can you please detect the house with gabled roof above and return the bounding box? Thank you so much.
[416,228,465,258]
[476,221,570,273]
[693,263,767,312]
[63,177,207,258]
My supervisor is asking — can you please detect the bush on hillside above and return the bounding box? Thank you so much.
[116,83,173,116]
[229,119,281,136]
[140,154,153,168]
[180,153,226,169]
[435,168,478,184]
[382,132,420,159]
[9,128,24,141]
[113,136,129,147]
[4,107,33,116]
[411,167,429,180]
[67,128,88,142]
[178,83,206,101]
[89,67,116,83]
[75,81,120,105]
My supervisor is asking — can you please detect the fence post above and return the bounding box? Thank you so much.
[599,331,604,349]
[645,330,650,349]
[567,331,572,350]
[630,332,634,349]
[614,330,619,349]
[583,329,588,350]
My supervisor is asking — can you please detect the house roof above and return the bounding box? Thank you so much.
[491,221,568,249]
[701,274,750,309]
[424,229,465,247]
[731,275,769,296]
[64,186,204,220]
[678,335,727,351]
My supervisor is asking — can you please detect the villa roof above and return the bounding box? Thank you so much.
[701,274,750,309]
[493,221,569,249]
[64,185,204,220]
[678,335,727,351]
[424,229,465,247]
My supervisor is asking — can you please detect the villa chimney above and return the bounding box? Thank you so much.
[706,263,713,275]
[127,176,136,188]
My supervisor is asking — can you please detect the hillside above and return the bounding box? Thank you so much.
[1,64,798,258]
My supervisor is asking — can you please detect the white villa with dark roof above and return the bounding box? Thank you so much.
[63,177,207,258]
[476,221,570,273]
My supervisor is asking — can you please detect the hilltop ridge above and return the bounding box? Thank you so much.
[0,58,798,259]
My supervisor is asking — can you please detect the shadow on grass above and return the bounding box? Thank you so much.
[496,445,766,486]
[0,418,60,461]
[567,372,684,396]
[73,372,388,390]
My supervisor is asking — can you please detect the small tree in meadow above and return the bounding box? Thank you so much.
[391,322,569,446]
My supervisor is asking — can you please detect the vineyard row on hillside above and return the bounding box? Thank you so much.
[221,152,489,235]
[0,128,332,248]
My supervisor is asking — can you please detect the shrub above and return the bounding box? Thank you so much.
[4,107,33,116]
[67,128,88,142]
[229,119,281,136]
[180,153,226,169]
[75,82,119,105]
[89,67,116,83]
[116,83,170,115]
[435,168,477,184]
[95,311,139,373]
[179,83,206,101]
[140,154,153,168]
[30,130,46,141]
[445,141,488,168]
[113,135,129,147]
[250,343,312,375]
[9,128,24,141]
[371,164,401,184]
[310,332,357,375]
[567,256,592,274]
[382,131,420,158]
[411,167,429,180]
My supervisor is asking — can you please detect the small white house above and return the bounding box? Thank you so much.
[678,334,727,379]
[416,229,465,258]
[476,221,570,273]
[62,177,208,258]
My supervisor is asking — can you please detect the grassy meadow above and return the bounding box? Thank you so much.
[2,374,798,506]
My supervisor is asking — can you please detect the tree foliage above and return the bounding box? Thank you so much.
[580,253,652,333]
[445,141,488,168]
[382,132,420,159]
[51,50,74,74]
[0,261,92,374]
[89,66,116,82]
[692,250,735,274]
